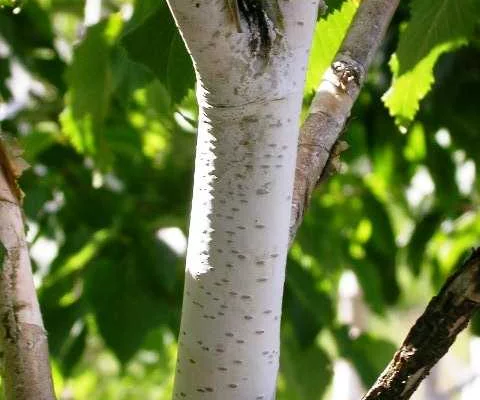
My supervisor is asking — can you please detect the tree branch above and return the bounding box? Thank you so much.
[287,3,480,400]
[362,248,480,400]
[290,0,400,243]
[0,139,55,400]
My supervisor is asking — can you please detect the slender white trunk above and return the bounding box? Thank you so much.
[168,1,319,398]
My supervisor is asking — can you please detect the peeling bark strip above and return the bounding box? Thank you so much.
[362,248,480,400]
[0,139,55,400]
[290,0,400,243]
[0,140,24,203]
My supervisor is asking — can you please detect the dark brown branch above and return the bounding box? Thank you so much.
[362,248,480,400]
[290,0,400,243]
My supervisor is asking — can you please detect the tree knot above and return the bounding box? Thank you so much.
[232,0,284,62]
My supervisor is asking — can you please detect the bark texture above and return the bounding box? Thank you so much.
[0,140,55,400]
[362,248,480,400]
[290,0,400,242]
[168,1,321,398]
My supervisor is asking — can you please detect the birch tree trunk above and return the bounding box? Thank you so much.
[167,1,320,398]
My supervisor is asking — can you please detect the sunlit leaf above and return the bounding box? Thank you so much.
[305,0,358,92]
[404,123,426,163]
[60,15,124,165]
[383,0,480,125]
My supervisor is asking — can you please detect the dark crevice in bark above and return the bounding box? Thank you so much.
[0,142,22,203]
[236,0,283,60]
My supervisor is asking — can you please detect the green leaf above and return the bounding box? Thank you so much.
[136,230,181,295]
[471,313,480,336]
[166,34,195,102]
[45,228,114,285]
[122,2,194,103]
[121,3,173,82]
[110,46,156,105]
[404,123,426,163]
[351,260,385,315]
[295,198,348,273]
[362,193,396,256]
[383,0,480,125]
[123,0,163,34]
[85,258,165,363]
[426,139,460,206]
[407,211,443,275]
[279,325,333,400]
[285,290,323,348]
[60,14,123,164]
[335,326,396,386]
[0,0,18,8]
[286,257,334,328]
[146,79,173,121]
[430,49,480,165]
[362,192,399,304]
[42,301,85,357]
[61,323,88,377]
[323,0,349,16]
[365,243,400,304]
[305,0,358,92]
[20,131,58,162]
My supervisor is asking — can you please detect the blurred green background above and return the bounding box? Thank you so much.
[0,0,479,398]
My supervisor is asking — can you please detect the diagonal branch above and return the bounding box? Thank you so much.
[362,248,480,400]
[290,0,400,243]
[287,3,480,400]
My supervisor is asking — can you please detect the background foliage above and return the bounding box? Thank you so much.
[0,0,479,398]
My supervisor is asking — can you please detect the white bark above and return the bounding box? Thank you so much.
[168,1,320,398]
